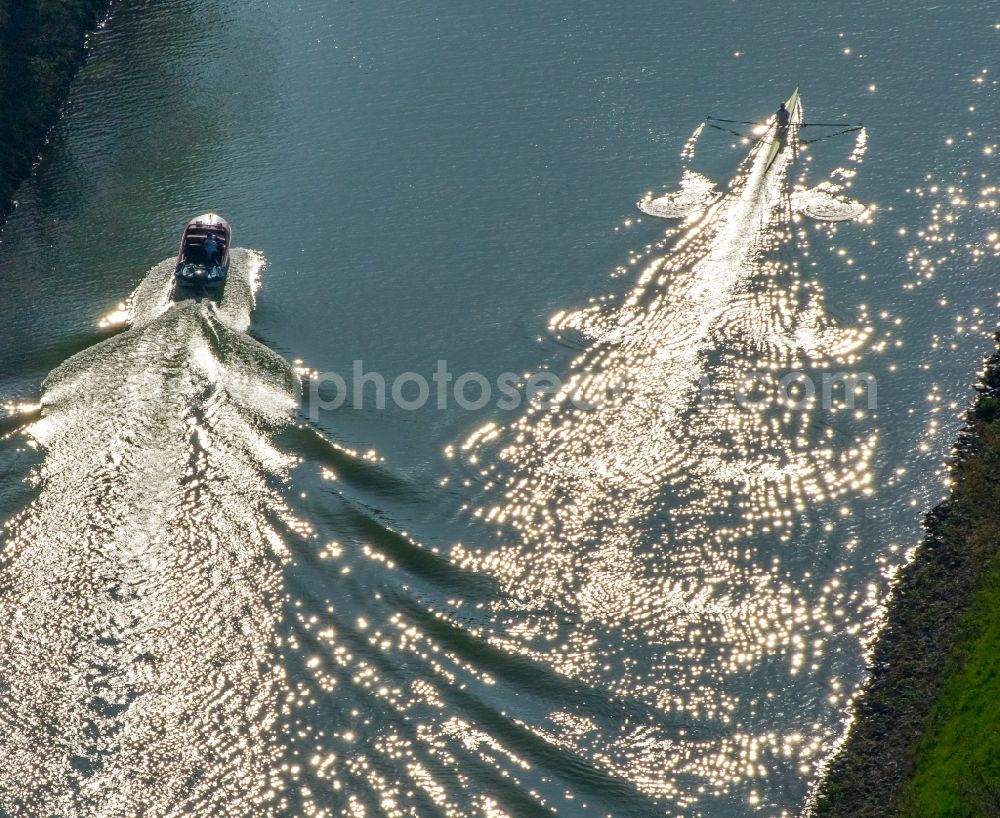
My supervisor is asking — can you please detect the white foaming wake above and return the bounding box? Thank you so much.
[0,250,300,818]
[793,182,866,221]
[638,169,720,219]
[793,128,870,222]
[457,98,877,812]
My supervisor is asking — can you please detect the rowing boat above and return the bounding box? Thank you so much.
[640,88,807,220]
[763,87,802,171]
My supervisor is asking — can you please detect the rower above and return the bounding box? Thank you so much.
[775,102,791,129]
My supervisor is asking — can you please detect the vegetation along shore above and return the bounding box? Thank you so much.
[0,0,108,223]
[815,332,1000,817]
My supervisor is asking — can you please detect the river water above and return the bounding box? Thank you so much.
[0,1,997,816]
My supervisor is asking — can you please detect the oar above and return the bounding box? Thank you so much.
[705,121,755,139]
[799,126,864,145]
[707,116,863,128]
[707,117,771,125]
[800,121,864,127]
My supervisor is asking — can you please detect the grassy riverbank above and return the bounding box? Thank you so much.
[0,0,108,222]
[815,335,1000,817]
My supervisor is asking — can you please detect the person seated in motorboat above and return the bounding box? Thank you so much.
[202,232,221,267]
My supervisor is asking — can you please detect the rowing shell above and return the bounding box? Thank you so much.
[763,87,802,171]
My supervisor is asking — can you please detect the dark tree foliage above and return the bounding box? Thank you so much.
[0,0,109,222]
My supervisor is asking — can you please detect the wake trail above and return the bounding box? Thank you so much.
[0,250,300,818]
[453,100,878,812]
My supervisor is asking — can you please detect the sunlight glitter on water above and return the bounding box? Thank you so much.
[445,94,883,813]
[0,252,302,817]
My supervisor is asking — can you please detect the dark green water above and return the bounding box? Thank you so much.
[0,1,998,816]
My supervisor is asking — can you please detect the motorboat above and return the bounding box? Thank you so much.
[174,213,232,289]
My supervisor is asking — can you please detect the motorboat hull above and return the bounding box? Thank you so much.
[173,213,232,289]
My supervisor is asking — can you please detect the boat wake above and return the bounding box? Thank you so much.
[792,181,867,222]
[639,169,721,219]
[453,94,879,813]
[0,98,883,817]
[642,125,870,225]
[0,250,300,817]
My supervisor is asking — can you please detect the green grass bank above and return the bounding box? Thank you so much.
[0,0,109,223]
[815,334,1000,817]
